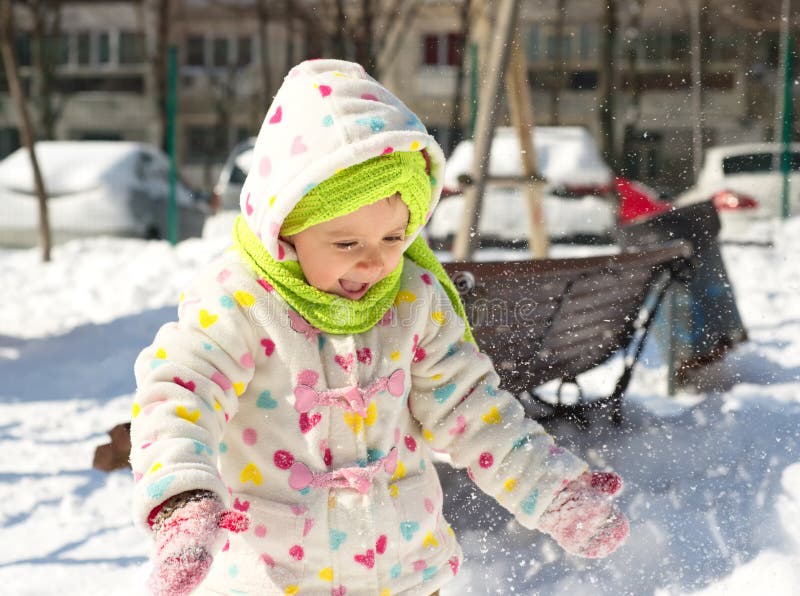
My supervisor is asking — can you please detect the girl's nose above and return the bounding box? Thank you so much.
[358,248,383,273]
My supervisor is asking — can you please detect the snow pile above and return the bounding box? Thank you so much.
[1,217,799,595]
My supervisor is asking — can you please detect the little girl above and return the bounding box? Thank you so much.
[130,59,628,596]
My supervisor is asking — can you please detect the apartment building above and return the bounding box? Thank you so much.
[0,1,790,193]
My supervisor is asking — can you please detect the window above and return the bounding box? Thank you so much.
[15,32,31,67]
[184,125,228,162]
[422,33,463,66]
[709,34,738,62]
[119,31,145,65]
[236,36,252,66]
[212,37,229,67]
[722,152,800,174]
[186,35,205,66]
[639,31,690,65]
[77,32,91,66]
[546,30,571,61]
[97,32,110,64]
[44,35,69,65]
[579,24,595,61]
[0,127,20,160]
[528,24,594,65]
[569,70,598,90]
[527,24,541,63]
[669,33,689,63]
[423,34,439,65]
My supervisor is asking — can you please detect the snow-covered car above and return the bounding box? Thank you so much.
[202,137,255,239]
[209,137,255,211]
[0,141,209,248]
[428,126,619,246]
[674,143,800,242]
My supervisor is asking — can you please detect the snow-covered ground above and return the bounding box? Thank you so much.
[1,219,799,595]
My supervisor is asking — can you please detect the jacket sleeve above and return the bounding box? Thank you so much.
[129,258,265,531]
[407,278,588,530]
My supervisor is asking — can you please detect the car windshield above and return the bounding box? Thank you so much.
[722,152,800,174]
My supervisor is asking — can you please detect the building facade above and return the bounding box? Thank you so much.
[1,0,793,194]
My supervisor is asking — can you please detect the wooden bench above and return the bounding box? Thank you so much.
[442,240,693,425]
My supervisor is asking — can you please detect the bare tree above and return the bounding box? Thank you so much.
[149,0,171,151]
[0,0,51,260]
[256,0,272,103]
[550,0,567,125]
[597,0,619,165]
[447,0,473,154]
[620,0,645,177]
[312,0,416,79]
[16,0,65,139]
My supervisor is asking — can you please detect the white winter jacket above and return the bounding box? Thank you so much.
[131,253,586,595]
[130,58,587,595]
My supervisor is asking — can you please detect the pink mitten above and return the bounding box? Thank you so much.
[538,471,629,558]
[148,496,249,596]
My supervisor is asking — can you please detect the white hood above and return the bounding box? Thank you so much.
[240,59,446,260]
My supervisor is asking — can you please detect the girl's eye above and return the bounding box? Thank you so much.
[334,241,358,250]
[384,235,404,243]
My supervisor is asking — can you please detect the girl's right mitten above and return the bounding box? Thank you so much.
[148,493,249,596]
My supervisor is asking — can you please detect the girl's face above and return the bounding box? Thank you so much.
[286,195,410,300]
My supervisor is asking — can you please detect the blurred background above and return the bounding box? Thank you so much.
[1,1,798,253]
[1,1,796,193]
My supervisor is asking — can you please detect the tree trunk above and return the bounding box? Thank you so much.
[29,0,62,139]
[689,0,704,178]
[284,0,294,74]
[153,0,170,151]
[551,0,567,125]
[621,0,645,177]
[333,0,347,59]
[447,0,472,154]
[256,0,272,103]
[598,0,617,165]
[359,0,376,74]
[0,0,51,261]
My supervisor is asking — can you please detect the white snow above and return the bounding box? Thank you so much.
[1,217,799,595]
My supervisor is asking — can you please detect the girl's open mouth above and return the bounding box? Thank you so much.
[339,280,369,299]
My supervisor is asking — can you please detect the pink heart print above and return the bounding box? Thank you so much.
[354,549,375,569]
[386,369,405,397]
[260,338,275,356]
[269,105,282,124]
[288,462,313,491]
[172,377,195,392]
[334,353,354,372]
[291,135,308,155]
[293,385,318,413]
[258,156,271,176]
[299,412,322,433]
[412,334,426,363]
[448,415,467,435]
[376,534,388,555]
[356,348,372,365]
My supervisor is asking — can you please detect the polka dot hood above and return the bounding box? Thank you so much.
[239,58,447,261]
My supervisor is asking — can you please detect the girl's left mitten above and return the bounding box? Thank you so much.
[148,493,249,596]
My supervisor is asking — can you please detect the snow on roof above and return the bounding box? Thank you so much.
[444,126,613,189]
[0,141,150,196]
